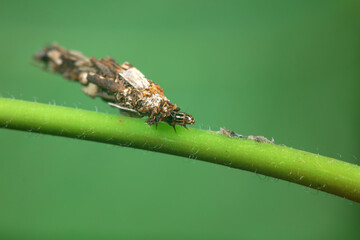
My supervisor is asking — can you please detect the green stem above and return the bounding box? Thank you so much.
[1,97,359,202]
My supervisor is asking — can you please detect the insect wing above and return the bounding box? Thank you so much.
[119,67,150,90]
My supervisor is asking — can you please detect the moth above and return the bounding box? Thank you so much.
[34,43,195,131]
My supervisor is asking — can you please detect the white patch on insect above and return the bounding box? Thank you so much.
[79,72,88,84]
[47,50,62,65]
[143,93,167,108]
[108,102,139,113]
[119,68,150,90]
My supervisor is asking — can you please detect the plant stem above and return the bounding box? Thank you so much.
[1,97,359,203]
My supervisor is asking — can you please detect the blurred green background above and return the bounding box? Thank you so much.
[0,0,359,239]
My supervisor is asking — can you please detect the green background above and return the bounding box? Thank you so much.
[0,0,359,239]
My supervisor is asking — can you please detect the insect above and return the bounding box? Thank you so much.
[34,43,195,132]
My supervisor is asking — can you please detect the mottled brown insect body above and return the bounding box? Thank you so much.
[34,44,195,131]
